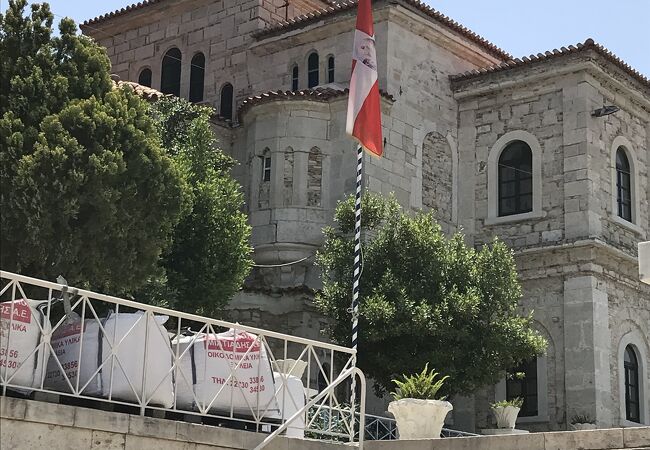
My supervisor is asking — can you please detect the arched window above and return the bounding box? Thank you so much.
[327,56,335,83]
[160,48,182,97]
[498,140,533,217]
[624,345,641,422]
[220,83,234,120]
[506,358,538,417]
[189,52,205,103]
[291,65,299,91]
[138,68,152,87]
[307,52,319,88]
[262,151,272,182]
[616,148,632,222]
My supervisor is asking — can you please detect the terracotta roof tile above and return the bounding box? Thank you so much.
[450,38,649,90]
[237,86,394,120]
[82,0,164,27]
[113,79,167,101]
[253,0,511,61]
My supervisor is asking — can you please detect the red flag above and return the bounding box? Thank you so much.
[346,0,383,157]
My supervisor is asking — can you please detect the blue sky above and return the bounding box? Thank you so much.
[12,0,650,77]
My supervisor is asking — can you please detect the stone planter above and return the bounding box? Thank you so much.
[388,398,453,440]
[571,423,597,431]
[491,405,520,429]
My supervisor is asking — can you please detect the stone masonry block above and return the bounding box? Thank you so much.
[623,427,650,448]
[544,428,623,449]
[90,430,127,450]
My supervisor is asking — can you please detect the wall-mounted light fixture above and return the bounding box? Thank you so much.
[592,105,620,117]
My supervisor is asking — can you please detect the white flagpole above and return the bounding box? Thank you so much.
[349,145,363,441]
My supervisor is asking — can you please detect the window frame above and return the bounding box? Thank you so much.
[486,130,543,225]
[327,55,335,83]
[219,83,234,121]
[291,65,299,91]
[618,332,648,426]
[495,354,549,423]
[189,52,206,103]
[160,47,182,97]
[497,141,533,217]
[262,153,272,182]
[307,52,319,88]
[624,346,641,422]
[138,67,152,87]
[506,358,539,417]
[610,137,642,234]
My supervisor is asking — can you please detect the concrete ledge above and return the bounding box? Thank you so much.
[2,397,650,450]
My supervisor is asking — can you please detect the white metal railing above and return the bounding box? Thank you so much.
[0,270,366,447]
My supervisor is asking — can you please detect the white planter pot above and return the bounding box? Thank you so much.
[491,406,520,429]
[388,399,453,440]
[571,423,596,431]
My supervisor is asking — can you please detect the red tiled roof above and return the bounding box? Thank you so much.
[450,38,649,90]
[113,79,167,100]
[82,0,165,27]
[237,87,394,119]
[253,0,511,61]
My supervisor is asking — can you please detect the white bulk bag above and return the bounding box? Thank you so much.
[173,329,278,415]
[45,319,103,395]
[0,299,51,391]
[272,372,306,438]
[100,312,174,408]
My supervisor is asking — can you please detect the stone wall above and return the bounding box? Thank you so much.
[2,398,649,450]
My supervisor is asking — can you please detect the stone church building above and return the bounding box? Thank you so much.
[81,0,649,433]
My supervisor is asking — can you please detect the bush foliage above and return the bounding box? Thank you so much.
[316,193,547,396]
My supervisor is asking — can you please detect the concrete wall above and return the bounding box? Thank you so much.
[2,398,649,450]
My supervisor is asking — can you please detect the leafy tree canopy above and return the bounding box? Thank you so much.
[0,0,189,291]
[316,193,547,397]
[143,97,252,317]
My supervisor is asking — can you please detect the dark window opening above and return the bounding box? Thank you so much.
[160,48,182,97]
[220,83,234,121]
[506,358,538,417]
[292,65,299,91]
[327,56,335,83]
[498,140,533,217]
[262,154,272,182]
[138,68,152,87]
[307,52,319,88]
[616,148,632,222]
[189,52,205,103]
[624,345,641,422]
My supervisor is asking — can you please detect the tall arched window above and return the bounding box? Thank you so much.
[624,345,641,422]
[189,52,205,103]
[160,48,182,97]
[138,68,152,87]
[291,65,299,90]
[327,56,335,83]
[616,148,632,222]
[498,140,533,217]
[220,83,234,120]
[307,52,319,88]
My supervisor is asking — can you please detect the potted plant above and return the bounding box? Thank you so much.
[387,364,452,440]
[490,398,523,429]
[570,414,596,431]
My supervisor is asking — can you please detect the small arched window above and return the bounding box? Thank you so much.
[262,150,272,182]
[624,345,641,422]
[327,56,335,83]
[160,48,182,97]
[189,52,205,103]
[498,141,533,217]
[138,68,152,87]
[616,147,632,222]
[307,52,319,88]
[220,83,234,120]
[291,65,299,91]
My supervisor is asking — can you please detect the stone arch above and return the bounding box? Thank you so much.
[307,147,322,207]
[616,319,649,425]
[284,147,294,206]
[422,131,453,229]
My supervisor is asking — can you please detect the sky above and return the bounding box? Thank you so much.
[8,0,650,77]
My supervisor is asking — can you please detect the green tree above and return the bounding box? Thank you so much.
[0,0,189,291]
[316,193,546,396]
[146,97,252,316]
